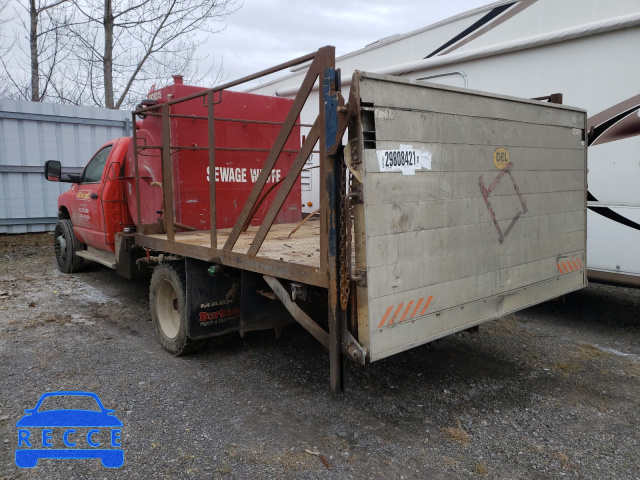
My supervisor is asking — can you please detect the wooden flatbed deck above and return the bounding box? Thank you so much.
[147,222,322,268]
[135,219,353,288]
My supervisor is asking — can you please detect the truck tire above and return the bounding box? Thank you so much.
[54,219,85,273]
[149,262,207,355]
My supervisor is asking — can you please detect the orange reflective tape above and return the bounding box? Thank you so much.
[572,259,581,270]
[389,303,405,325]
[420,295,434,316]
[576,258,583,269]
[411,298,424,319]
[562,261,572,272]
[377,306,394,329]
[399,301,414,322]
[557,263,564,274]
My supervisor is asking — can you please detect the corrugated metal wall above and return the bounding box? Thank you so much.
[0,100,131,234]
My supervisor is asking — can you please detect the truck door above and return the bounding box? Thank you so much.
[71,145,112,249]
[71,139,129,252]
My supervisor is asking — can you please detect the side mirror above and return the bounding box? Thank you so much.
[44,160,61,182]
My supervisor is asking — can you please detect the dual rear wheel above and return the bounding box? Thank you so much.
[149,262,234,355]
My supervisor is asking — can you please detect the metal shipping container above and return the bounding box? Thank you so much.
[0,100,130,234]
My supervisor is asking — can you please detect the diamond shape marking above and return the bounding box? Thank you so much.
[478,163,528,244]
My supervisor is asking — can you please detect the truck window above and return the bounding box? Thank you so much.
[82,145,113,183]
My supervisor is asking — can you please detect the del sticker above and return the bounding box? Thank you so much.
[493,147,510,170]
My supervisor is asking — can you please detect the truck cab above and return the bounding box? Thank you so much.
[45,137,132,272]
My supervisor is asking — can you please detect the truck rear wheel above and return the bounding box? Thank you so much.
[149,262,207,355]
[54,219,84,273]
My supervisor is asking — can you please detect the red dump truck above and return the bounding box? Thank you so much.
[45,47,588,392]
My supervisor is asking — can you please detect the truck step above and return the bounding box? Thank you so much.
[77,247,116,269]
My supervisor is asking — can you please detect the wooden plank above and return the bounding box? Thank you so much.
[367,271,585,362]
[145,222,321,266]
[363,191,585,237]
[373,109,585,150]
[136,229,328,288]
[357,73,585,129]
[369,142,586,173]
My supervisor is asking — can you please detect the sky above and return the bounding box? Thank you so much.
[206,0,496,87]
[0,0,497,98]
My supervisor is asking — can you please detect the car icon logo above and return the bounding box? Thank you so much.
[15,391,124,468]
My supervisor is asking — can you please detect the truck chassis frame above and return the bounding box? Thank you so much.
[131,47,353,393]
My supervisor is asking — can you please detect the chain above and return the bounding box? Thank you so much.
[339,159,352,311]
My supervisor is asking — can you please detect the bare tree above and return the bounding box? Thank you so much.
[0,0,16,98]
[0,0,72,101]
[29,0,66,102]
[65,0,239,109]
[28,0,69,101]
[0,0,11,46]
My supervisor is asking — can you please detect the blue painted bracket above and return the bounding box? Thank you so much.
[323,68,341,153]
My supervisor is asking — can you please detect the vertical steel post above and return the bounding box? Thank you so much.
[321,57,345,394]
[131,112,143,234]
[161,104,175,242]
[207,91,217,251]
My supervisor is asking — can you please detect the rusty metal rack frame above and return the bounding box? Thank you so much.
[131,46,350,392]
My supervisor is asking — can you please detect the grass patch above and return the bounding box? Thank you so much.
[571,344,610,361]
[474,461,489,475]
[442,419,469,445]
[551,344,612,374]
[551,361,582,373]
[440,455,459,470]
[553,452,570,470]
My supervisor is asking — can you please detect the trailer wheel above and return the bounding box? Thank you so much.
[149,262,207,355]
[54,219,84,273]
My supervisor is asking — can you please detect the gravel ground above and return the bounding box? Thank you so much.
[1,233,639,479]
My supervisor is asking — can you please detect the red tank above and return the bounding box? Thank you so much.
[123,76,301,231]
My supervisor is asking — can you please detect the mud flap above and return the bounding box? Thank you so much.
[185,258,241,340]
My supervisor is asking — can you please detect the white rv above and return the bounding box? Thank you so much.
[249,0,640,287]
